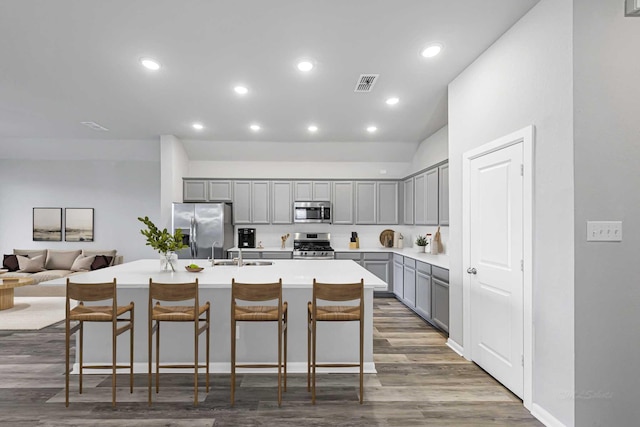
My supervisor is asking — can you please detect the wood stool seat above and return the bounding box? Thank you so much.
[65,278,134,408]
[148,278,210,407]
[308,278,364,404]
[231,278,288,406]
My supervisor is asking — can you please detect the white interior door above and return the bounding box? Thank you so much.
[469,141,524,398]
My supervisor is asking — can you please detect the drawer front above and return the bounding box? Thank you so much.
[403,257,416,269]
[335,252,362,261]
[393,254,404,264]
[416,260,431,275]
[262,252,292,259]
[363,252,390,261]
[432,266,449,282]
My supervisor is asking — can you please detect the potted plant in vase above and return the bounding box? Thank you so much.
[138,216,187,272]
[415,235,428,253]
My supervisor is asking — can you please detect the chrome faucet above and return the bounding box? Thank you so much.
[209,241,220,266]
[237,248,243,267]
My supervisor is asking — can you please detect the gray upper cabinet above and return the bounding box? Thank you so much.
[251,181,270,224]
[271,181,293,224]
[414,173,426,224]
[232,180,269,224]
[332,181,354,224]
[377,181,399,224]
[403,177,414,225]
[294,181,331,201]
[183,180,208,202]
[208,180,233,202]
[425,168,439,225]
[355,181,377,224]
[438,163,449,226]
[232,181,251,223]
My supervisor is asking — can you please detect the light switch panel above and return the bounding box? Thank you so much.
[587,221,623,242]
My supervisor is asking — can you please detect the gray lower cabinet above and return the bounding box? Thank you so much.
[431,266,449,333]
[393,255,403,299]
[403,257,416,308]
[392,254,448,334]
[227,251,260,260]
[334,252,392,292]
[415,261,432,320]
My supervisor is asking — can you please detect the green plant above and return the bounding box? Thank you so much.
[415,235,428,246]
[138,216,187,254]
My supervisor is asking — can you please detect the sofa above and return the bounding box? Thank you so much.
[2,249,123,296]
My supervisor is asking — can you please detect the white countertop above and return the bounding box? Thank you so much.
[42,259,387,289]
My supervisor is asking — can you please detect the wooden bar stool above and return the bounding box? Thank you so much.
[148,278,210,406]
[307,278,364,404]
[65,278,134,407]
[231,278,288,406]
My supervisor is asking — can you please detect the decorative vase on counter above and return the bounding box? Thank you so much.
[160,251,178,272]
[416,245,426,253]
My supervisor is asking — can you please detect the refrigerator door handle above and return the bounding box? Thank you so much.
[190,217,197,258]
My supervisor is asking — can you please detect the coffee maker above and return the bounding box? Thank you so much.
[237,228,256,248]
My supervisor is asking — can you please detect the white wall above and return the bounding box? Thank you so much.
[160,135,189,229]
[0,139,161,262]
[448,0,574,425]
[573,1,640,424]
[409,125,448,175]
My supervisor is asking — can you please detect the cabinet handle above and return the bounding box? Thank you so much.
[466,267,477,275]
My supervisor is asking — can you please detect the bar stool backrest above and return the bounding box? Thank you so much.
[232,279,282,303]
[149,279,199,303]
[312,280,364,303]
[67,280,116,303]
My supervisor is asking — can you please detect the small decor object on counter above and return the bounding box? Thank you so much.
[379,229,394,248]
[397,233,404,249]
[185,263,204,273]
[432,226,443,254]
[350,231,360,249]
[257,241,264,249]
[280,233,290,249]
[138,216,187,272]
[415,235,428,253]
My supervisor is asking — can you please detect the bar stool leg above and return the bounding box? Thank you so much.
[148,318,152,406]
[194,319,199,407]
[312,317,317,405]
[206,309,210,393]
[65,318,70,407]
[277,317,282,407]
[130,309,134,394]
[112,321,117,407]
[79,322,84,394]
[156,322,160,394]
[230,316,236,406]
[284,313,288,392]
[307,310,311,392]
[360,317,364,404]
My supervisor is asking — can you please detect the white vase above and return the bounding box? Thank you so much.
[160,251,178,272]
[417,245,426,253]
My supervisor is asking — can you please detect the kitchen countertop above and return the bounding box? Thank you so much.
[228,246,449,270]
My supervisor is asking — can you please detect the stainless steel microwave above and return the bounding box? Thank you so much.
[293,201,332,223]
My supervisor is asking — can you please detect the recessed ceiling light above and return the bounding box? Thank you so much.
[297,61,314,72]
[421,43,443,58]
[234,86,248,95]
[386,97,399,106]
[192,123,204,130]
[140,58,161,71]
[308,125,318,132]
[250,124,261,131]
[367,126,378,133]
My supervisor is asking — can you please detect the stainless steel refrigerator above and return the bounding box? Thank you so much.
[171,203,233,259]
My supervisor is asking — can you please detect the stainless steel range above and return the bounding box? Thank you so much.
[293,232,335,259]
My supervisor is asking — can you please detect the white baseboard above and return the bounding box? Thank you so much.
[446,338,464,357]
[73,362,377,375]
[531,403,567,427]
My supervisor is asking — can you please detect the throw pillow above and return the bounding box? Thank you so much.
[82,250,117,266]
[17,254,46,273]
[3,254,20,272]
[90,255,113,271]
[46,249,82,270]
[70,254,96,272]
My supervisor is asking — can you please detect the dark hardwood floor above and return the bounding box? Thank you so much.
[0,297,541,426]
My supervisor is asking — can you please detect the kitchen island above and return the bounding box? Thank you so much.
[44,259,386,374]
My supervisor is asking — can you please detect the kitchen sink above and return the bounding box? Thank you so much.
[213,260,237,266]
[242,261,273,266]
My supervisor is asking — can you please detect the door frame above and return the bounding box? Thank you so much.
[462,125,534,409]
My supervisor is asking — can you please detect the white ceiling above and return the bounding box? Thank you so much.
[0,0,539,147]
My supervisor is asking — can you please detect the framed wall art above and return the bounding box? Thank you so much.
[33,208,62,241]
[65,208,94,242]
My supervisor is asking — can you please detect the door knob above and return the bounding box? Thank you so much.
[467,267,477,274]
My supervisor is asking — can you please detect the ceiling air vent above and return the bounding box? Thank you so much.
[354,74,379,93]
[81,121,109,131]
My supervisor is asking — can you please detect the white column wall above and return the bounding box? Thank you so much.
[160,135,189,229]
[448,0,574,425]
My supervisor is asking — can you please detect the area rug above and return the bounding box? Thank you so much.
[0,297,66,330]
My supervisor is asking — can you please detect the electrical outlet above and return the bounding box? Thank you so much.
[587,221,623,242]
